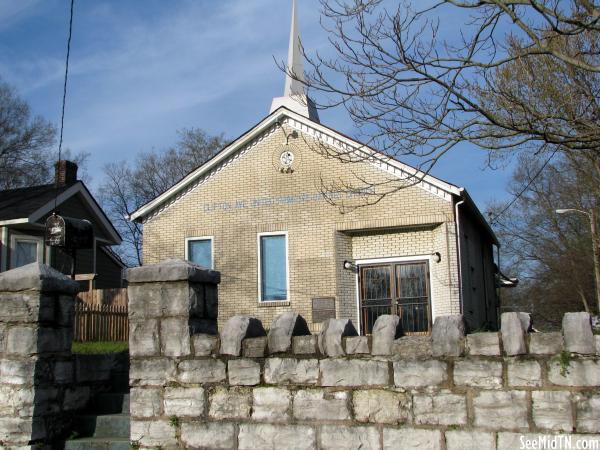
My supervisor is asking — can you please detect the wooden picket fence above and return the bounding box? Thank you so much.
[74,288,129,342]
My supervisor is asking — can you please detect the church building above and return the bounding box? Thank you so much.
[130,1,499,334]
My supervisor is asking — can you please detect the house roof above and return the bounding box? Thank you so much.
[0,183,72,222]
[0,181,122,246]
[130,106,498,245]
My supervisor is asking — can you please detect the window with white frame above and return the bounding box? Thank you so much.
[185,237,213,269]
[10,235,43,269]
[258,232,288,302]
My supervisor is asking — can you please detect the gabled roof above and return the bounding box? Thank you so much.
[131,107,462,217]
[0,181,122,246]
[129,107,498,244]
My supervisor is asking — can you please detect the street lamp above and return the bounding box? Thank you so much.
[556,208,600,314]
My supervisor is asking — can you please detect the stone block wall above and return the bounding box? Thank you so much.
[0,263,129,448]
[127,260,600,450]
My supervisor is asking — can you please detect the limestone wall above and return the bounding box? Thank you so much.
[0,263,129,448]
[127,260,600,450]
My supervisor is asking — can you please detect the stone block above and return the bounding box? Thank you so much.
[318,318,358,357]
[177,359,226,384]
[532,391,572,431]
[548,359,600,386]
[180,422,235,450]
[264,358,318,385]
[432,315,464,357]
[129,320,159,357]
[320,359,389,387]
[392,336,432,358]
[413,391,467,426]
[0,263,79,294]
[454,359,503,389]
[0,293,54,324]
[292,335,318,354]
[63,386,90,411]
[204,284,219,319]
[130,358,176,386]
[220,315,266,356]
[127,284,162,320]
[501,312,527,355]
[293,389,350,421]
[0,386,34,416]
[563,312,595,355]
[518,312,532,332]
[209,387,251,419]
[345,336,369,354]
[130,419,178,448]
[160,317,190,357]
[0,358,35,385]
[188,317,217,335]
[529,332,563,355]
[596,335,600,355]
[228,359,261,386]
[130,388,162,418]
[38,327,70,353]
[466,332,501,356]
[383,428,442,450]
[576,394,600,433]
[243,337,267,358]
[507,360,542,387]
[268,312,310,353]
[192,333,219,356]
[164,386,204,417]
[125,258,220,284]
[393,359,447,388]
[445,431,496,450]
[0,416,44,444]
[6,326,37,355]
[473,390,528,430]
[53,360,73,384]
[353,389,410,424]
[371,315,402,355]
[75,354,113,383]
[319,425,380,450]
[238,424,316,450]
[56,295,75,327]
[252,387,291,422]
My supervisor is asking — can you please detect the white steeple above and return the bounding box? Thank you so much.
[270,0,320,122]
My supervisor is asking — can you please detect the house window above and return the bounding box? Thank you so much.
[258,232,288,302]
[10,235,43,269]
[185,237,213,269]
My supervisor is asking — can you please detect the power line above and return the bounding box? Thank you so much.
[490,148,558,225]
[54,0,75,211]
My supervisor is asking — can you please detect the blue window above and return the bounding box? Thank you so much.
[259,234,288,301]
[187,238,213,269]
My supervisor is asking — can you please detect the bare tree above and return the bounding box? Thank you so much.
[490,153,598,328]
[301,1,599,182]
[100,128,226,266]
[0,79,56,189]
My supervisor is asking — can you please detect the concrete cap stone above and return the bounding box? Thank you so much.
[371,315,403,355]
[501,312,527,356]
[432,315,465,357]
[0,263,80,294]
[268,312,311,353]
[125,258,220,284]
[563,312,595,355]
[220,315,266,356]
[318,318,358,357]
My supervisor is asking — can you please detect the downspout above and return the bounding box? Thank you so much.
[454,194,465,315]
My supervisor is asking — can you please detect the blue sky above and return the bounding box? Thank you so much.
[0,0,514,209]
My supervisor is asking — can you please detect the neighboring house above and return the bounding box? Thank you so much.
[0,160,124,289]
[130,3,499,334]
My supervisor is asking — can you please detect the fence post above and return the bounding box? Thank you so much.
[0,263,79,446]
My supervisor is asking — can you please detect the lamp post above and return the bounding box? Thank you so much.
[556,208,600,314]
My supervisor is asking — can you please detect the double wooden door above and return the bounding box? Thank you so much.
[359,261,431,335]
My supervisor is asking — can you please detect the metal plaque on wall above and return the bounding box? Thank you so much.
[312,297,336,323]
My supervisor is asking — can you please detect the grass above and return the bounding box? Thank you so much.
[71,341,128,354]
